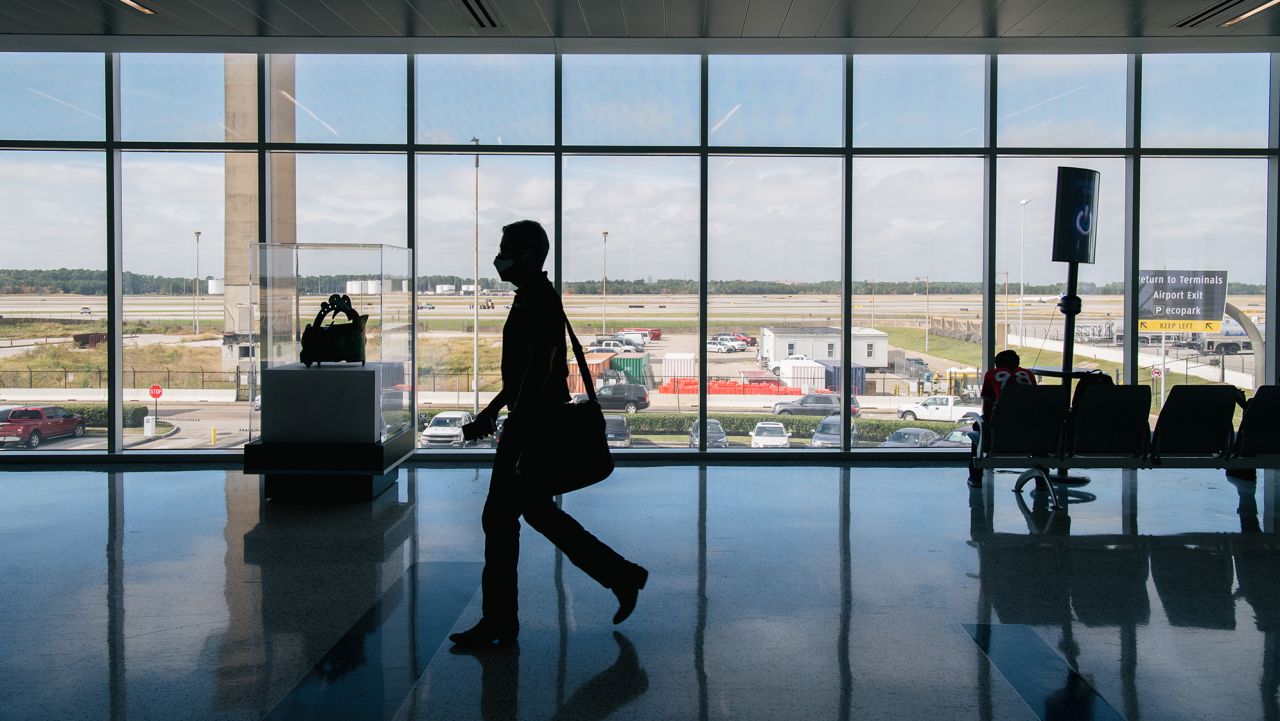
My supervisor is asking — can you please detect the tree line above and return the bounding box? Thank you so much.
[0,269,1265,297]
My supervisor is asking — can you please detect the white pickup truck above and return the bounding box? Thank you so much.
[897,395,981,422]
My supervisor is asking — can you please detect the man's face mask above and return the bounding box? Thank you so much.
[493,252,524,281]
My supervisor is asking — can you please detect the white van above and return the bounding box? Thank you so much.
[617,331,649,347]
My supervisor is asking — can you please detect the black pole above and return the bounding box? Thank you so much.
[1059,261,1081,412]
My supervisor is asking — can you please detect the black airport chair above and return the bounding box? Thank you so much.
[1229,385,1280,470]
[973,384,1070,508]
[1149,385,1239,467]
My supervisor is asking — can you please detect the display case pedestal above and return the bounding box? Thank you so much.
[244,428,414,502]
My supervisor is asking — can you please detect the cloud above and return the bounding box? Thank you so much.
[1,152,107,270]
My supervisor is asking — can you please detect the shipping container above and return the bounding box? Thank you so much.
[610,353,651,387]
[568,351,615,395]
[812,360,868,394]
[778,359,825,390]
[661,352,696,385]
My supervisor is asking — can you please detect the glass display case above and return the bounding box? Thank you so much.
[248,243,412,443]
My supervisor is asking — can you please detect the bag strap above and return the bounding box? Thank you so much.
[562,309,597,403]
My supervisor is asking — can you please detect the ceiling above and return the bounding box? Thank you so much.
[2,0,1279,50]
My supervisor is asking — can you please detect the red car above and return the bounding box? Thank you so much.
[0,406,86,449]
[732,333,758,346]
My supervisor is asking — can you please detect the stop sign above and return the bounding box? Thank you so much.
[149,384,163,399]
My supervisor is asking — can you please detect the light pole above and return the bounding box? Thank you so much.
[601,230,608,335]
[193,230,201,334]
[915,275,930,354]
[471,137,480,414]
[997,271,1010,342]
[869,279,876,327]
[1019,198,1031,345]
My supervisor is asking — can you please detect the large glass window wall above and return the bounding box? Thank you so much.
[0,51,1273,454]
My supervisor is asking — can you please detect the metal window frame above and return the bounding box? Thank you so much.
[1,50,1277,463]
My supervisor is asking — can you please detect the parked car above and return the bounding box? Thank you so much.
[810,414,859,448]
[749,421,791,448]
[768,354,810,374]
[707,340,734,354]
[688,418,729,448]
[621,327,661,341]
[592,383,650,413]
[0,406,86,449]
[588,339,639,354]
[877,428,941,448]
[897,395,980,422]
[731,332,757,346]
[596,335,644,351]
[420,410,475,448]
[711,334,747,351]
[604,415,631,448]
[772,393,860,417]
[417,303,435,310]
[930,430,975,448]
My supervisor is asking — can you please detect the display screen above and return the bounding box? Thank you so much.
[1051,166,1100,264]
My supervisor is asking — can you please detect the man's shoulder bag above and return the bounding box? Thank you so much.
[516,311,614,496]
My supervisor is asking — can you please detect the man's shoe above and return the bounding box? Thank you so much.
[449,619,518,648]
[612,566,649,625]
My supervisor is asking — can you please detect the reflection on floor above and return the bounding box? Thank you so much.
[1,465,1279,720]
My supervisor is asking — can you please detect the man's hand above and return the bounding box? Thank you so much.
[462,412,498,441]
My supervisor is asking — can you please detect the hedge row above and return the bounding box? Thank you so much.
[61,403,149,428]
[417,407,960,443]
[623,412,958,441]
[414,409,962,443]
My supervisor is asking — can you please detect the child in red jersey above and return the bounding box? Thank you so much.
[968,350,1037,487]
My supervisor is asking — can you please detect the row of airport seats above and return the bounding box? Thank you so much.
[974,381,1280,508]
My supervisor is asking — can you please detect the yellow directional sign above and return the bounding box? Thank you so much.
[1138,319,1222,332]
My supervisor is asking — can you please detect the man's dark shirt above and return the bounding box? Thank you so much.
[501,272,570,411]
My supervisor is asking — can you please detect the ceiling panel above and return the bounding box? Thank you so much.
[579,0,628,36]
[1042,0,1124,36]
[664,0,705,37]
[164,0,260,35]
[350,0,413,35]
[741,0,790,37]
[325,0,399,36]
[931,0,995,36]
[779,0,837,37]
[73,0,159,35]
[966,0,1045,37]
[893,0,967,37]
[0,6,40,32]
[1004,0,1089,36]
[2,0,1280,39]
[251,1,328,35]
[490,0,552,35]
[411,0,478,36]
[9,0,118,35]
[815,0,852,36]
[295,0,364,35]
[545,0,590,36]
[1076,0,1146,36]
[853,0,916,36]
[706,0,749,37]
[620,0,663,36]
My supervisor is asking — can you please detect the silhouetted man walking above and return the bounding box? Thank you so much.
[450,220,648,649]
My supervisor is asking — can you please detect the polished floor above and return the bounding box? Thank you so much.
[2,464,1278,721]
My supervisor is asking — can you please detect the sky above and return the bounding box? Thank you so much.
[0,52,1272,286]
